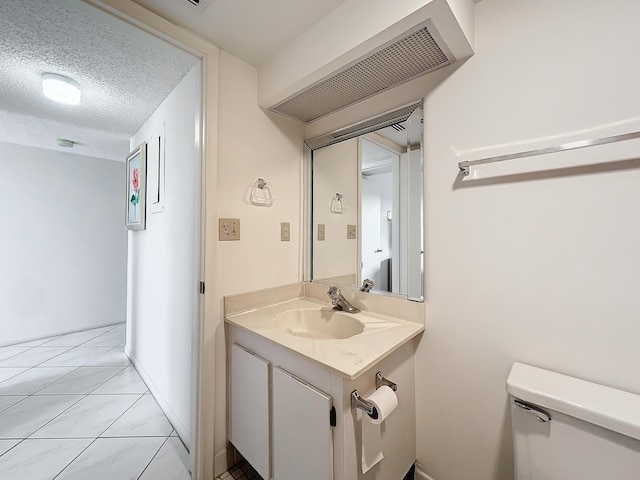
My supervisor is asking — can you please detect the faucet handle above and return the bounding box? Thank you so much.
[327,286,339,296]
[361,279,374,292]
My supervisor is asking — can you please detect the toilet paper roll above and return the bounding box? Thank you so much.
[365,385,398,424]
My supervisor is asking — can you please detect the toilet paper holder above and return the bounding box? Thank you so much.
[375,371,397,391]
[351,371,397,415]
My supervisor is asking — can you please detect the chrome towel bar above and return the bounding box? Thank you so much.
[458,130,640,176]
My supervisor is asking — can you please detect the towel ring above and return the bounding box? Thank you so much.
[250,178,274,206]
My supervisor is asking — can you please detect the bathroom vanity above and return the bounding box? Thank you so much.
[225,283,424,480]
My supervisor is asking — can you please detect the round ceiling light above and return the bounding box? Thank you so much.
[42,73,81,105]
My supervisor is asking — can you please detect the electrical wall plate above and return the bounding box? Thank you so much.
[347,224,357,239]
[219,218,240,241]
[318,224,326,241]
[281,222,290,241]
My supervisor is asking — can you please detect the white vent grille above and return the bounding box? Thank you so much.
[305,101,421,150]
[273,26,449,123]
[183,0,211,13]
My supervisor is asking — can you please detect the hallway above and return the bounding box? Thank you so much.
[0,323,190,479]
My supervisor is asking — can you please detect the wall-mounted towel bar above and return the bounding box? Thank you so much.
[458,131,640,176]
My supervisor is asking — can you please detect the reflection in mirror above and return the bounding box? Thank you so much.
[309,102,424,301]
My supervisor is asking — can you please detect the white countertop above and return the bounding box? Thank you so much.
[225,297,424,380]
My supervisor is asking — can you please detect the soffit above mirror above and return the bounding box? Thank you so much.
[259,0,475,121]
[272,26,448,123]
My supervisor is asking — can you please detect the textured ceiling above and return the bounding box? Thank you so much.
[0,0,197,161]
[133,0,348,66]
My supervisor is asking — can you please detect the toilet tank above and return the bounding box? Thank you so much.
[506,363,640,480]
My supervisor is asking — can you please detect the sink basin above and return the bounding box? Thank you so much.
[275,308,364,340]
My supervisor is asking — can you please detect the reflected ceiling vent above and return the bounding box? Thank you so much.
[305,101,421,150]
[273,24,449,123]
[182,0,211,13]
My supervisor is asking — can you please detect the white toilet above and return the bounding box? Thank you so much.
[506,362,640,480]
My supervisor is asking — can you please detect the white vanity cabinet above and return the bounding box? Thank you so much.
[229,344,270,480]
[228,320,418,480]
[272,366,334,480]
[229,339,335,480]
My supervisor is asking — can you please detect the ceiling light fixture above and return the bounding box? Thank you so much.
[42,73,81,105]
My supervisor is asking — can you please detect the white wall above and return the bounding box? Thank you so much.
[126,66,200,445]
[213,51,305,474]
[416,1,640,479]
[0,142,126,346]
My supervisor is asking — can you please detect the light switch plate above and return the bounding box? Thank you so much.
[347,224,357,239]
[219,218,240,241]
[280,222,290,241]
[318,224,325,241]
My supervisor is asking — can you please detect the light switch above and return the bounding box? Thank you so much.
[347,224,357,239]
[318,224,325,241]
[219,218,240,241]
[280,222,290,241]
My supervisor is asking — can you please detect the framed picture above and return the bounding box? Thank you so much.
[125,142,147,230]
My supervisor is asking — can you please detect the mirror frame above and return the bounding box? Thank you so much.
[303,100,424,302]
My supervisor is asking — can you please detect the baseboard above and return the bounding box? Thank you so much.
[213,448,228,477]
[0,319,124,347]
[125,347,190,445]
[415,463,436,480]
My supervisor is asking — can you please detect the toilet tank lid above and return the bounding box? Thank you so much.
[506,362,640,442]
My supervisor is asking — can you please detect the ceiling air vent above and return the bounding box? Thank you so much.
[305,101,421,150]
[183,0,211,13]
[272,25,450,123]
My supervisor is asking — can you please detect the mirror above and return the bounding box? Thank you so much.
[308,102,424,301]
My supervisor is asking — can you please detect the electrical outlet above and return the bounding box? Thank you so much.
[318,224,325,241]
[347,224,357,239]
[280,222,290,241]
[219,218,240,241]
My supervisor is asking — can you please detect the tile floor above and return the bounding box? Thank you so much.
[0,323,191,480]
[214,459,262,480]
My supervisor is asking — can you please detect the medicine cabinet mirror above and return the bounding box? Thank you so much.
[307,102,424,301]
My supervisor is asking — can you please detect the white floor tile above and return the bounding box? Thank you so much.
[0,367,76,395]
[82,330,126,347]
[40,346,113,367]
[0,395,83,438]
[92,366,147,394]
[0,439,20,456]
[36,367,125,395]
[43,330,107,347]
[0,396,26,413]
[0,438,91,480]
[0,367,29,383]
[0,346,32,362]
[139,437,191,480]
[85,347,131,367]
[89,325,120,333]
[0,346,73,367]
[56,437,165,480]
[31,394,142,438]
[13,336,61,347]
[102,394,173,437]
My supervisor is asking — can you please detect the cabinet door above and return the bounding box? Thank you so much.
[272,367,333,480]
[230,344,270,480]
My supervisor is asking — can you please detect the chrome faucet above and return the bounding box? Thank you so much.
[327,287,360,314]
